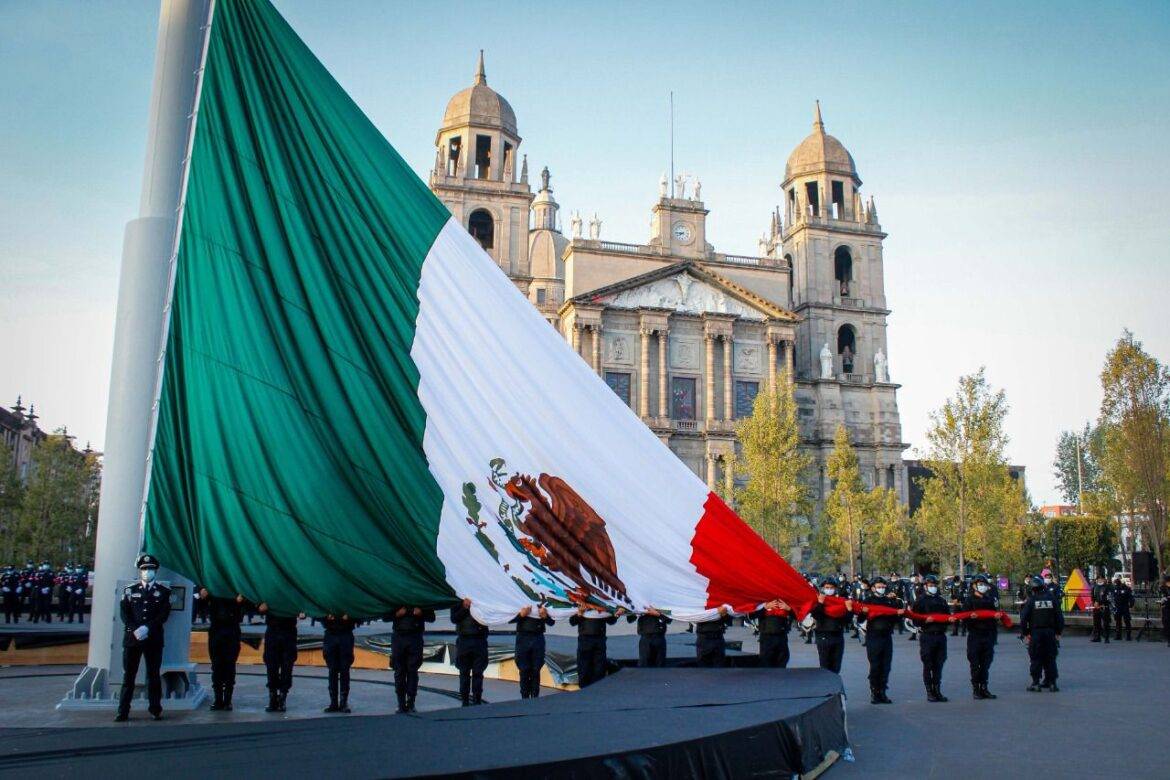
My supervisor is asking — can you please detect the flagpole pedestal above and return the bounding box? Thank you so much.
[59,0,211,711]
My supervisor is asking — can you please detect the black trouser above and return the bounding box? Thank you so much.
[1114,610,1131,640]
[1092,607,1111,640]
[966,631,996,685]
[638,634,667,668]
[759,633,790,668]
[455,635,489,702]
[392,633,424,705]
[919,632,947,688]
[576,635,607,688]
[815,631,844,673]
[1028,628,1058,684]
[1162,604,1170,644]
[515,633,546,698]
[2,593,17,623]
[263,628,298,693]
[865,631,893,689]
[323,631,354,704]
[951,612,966,636]
[695,634,726,667]
[57,590,68,620]
[208,627,241,691]
[118,640,164,717]
[70,592,85,623]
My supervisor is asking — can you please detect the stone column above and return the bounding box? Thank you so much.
[786,339,795,377]
[591,325,603,375]
[722,336,733,420]
[706,453,717,489]
[767,338,778,393]
[571,323,581,356]
[657,330,668,419]
[704,333,715,424]
[639,329,651,418]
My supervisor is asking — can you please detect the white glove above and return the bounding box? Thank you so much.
[133,625,149,641]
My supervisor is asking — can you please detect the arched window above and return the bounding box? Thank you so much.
[468,209,494,250]
[837,324,857,374]
[834,246,852,296]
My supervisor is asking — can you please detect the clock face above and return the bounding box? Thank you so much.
[672,221,694,244]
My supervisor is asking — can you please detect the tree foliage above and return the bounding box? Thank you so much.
[913,368,1030,575]
[1053,423,1102,507]
[0,437,26,563]
[817,424,909,576]
[728,375,811,555]
[1096,329,1169,575]
[6,431,99,564]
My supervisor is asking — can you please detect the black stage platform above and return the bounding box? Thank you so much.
[0,668,848,778]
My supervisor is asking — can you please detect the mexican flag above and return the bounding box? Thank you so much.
[143,0,815,624]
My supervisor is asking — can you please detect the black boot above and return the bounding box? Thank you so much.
[277,691,287,712]
[209,685,225,711]
[395,690,408,714]
[877,688,892,704]
[1027,680,1042,692]
[223,684,234,711]
[972,683,984,700]
[935,685,949,702]
[339,692,351,714]
[981,683,997,699]
[926,683,940,702]
[870,686,882,704]
[1049,682,1059,692]
[265,690,280,712]
[405,694,416,713]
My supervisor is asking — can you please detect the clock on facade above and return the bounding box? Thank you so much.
[671,221,694,244]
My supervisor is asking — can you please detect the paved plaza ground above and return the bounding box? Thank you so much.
[1,622,1167,777]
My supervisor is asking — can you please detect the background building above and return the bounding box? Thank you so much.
[429,56,909,562]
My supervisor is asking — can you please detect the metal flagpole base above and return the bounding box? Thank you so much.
[57,663,208,711]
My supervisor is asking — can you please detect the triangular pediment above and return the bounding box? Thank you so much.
[573,262,795,322]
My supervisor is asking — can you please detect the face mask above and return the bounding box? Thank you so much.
[1044,577,1053,585]
[975,584,989,594]
[926,585,938,595]
[823,587,836,596]
[873,587,887,596]
[139,569,156,584]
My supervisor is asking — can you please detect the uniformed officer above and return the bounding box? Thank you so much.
[963,573,1001,699]
[32,562,54,623]
[906,574,924,641]
[693,606,733,667]
[451,597,491,706]
[912,574,953,702]
[1020,575,1064,691]
[627,607,671,667]
[115,554,172,722]
[55,564,71,621]
[1111,575,1134,641]
[851,579,869,639]
[512,604,554,698]
[321,612,358,714]
[1041,568,1062,604]
[258,601,300,712]
[569,603,623,688]
[1090,573,1112,643]
[809,577,852,673]
[1,566,19,624]
[68,566,87,623]
[1160,574,1170,647]
[203,589,245,711]
[858,576,904,703]
[391,604,436,712]
[948,575,967,637]
[750,599,793,669]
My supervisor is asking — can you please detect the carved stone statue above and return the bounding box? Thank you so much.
[570,211,583,238]
[674,174,687,200]
[540,165,550,191]
[588,213,602,240]
[693,179,701,201]
[819,342,834,380]
[659,173,668,198]
[874,348,888,383]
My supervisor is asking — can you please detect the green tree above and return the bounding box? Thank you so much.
[13,431,94,563]
[1097,330,1170,575]
[818,424,909,577]
[914,368,1029,574]
[728,375,811,554]
[1053,423,1102,507]
[1045,515,1118,573]
[0,437,25,562]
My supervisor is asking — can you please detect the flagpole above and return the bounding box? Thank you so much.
[60,0,214,710]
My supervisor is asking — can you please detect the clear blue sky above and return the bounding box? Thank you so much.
[2,0,1168,505]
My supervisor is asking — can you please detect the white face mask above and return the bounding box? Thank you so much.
[975,583,989,594]
[926,585,938,595]
[823,587,836,596]
[1044,577,1053,585]
[873,587,887,596]
[139,569,156,584]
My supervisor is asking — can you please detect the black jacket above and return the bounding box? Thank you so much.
[451,604,489,637]
[962,592,999,634]
[1091,583,1112,608]
[391,607,436,635]
[264,613,299,634]
[859,593,903,634]
[749,607,792,635]
[207,595,245,632]
[810,601,850,634]
[911,593,951,635]
[569,611,618,637]
[322,614,358,634]
[694,613,733,636]
[120,581,172,647]
[512,613,555,634]
[1111,584,1134,612]
[628,612,672,636]
[1019,590,1064,636]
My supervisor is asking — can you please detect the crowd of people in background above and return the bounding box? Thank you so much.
[1,561,89,624]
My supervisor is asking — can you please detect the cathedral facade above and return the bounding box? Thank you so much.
[429,54,907,564]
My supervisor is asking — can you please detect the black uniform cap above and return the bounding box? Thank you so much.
[972,574,989,583]
[1030,575,1044,588]
[871,576,887,586]
[821,576,839,587]
[136,553,160,570]
[923,574,939,584]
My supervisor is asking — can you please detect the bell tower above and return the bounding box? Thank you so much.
[779,102,906,505]
[430,51,534,291]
